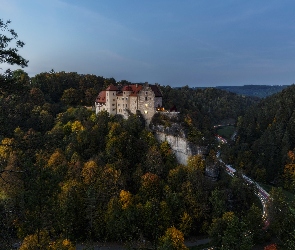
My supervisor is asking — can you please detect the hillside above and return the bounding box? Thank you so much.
[216,85,289,98]
[226,84,295,187]
[0,69,294,249]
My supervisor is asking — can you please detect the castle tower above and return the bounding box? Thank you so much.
[105,84,118,115]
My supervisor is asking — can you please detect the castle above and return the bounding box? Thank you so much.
[95,82,163,125]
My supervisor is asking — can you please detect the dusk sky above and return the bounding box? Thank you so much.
[1,0,295,87]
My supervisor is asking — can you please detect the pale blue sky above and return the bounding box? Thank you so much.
[1,0,295,87]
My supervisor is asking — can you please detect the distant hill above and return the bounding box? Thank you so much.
[215,85,290,98]
[231,84,295,184]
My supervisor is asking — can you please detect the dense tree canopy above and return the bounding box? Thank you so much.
[227,84,295,185]
[0,26,293,247]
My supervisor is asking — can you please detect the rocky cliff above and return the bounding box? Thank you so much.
[152,123,206,165]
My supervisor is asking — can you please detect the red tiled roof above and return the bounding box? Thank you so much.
[122,84,143,96]
[96,91,106,103]
[106,84,119,91]
[100,84,162,99]
[122,85,133,91]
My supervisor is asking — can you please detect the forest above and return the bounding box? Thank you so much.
[1,18,295,250]
[216,85,289,98]
[0,69,259,249]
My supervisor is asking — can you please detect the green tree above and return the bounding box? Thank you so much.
[139,173,163,202]
[61,88,81,105]
[105,190,138,241]
[29,88,45,106]
[267,187,295,247]
[209,212,253,250]
[243,204,263,244]
[209,188,226,219]
[0,19,28,67]
[58,179,86,240]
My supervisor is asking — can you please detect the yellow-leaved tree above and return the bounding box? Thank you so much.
[283,150,295,190]
[158,226,188,250]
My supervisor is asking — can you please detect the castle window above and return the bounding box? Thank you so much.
[118,104,120,106]
[145,97,147,101]
[145,92,147,95]
[112,104,115,106]
[113,93,114,95]
[113,99,115,101]
[107,93,108,96]
[144,110,148,114]
[124,92,125,94]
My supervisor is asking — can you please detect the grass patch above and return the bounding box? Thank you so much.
[217,126,235,140]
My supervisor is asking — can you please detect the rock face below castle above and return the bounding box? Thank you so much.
[95,83,162,125]
[151,124,206,165]
[151,120,219,180]
[154,131,206,165]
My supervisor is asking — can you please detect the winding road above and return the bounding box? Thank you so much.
[222,160,270,227]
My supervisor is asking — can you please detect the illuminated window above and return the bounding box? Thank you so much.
[144,110,148,114]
